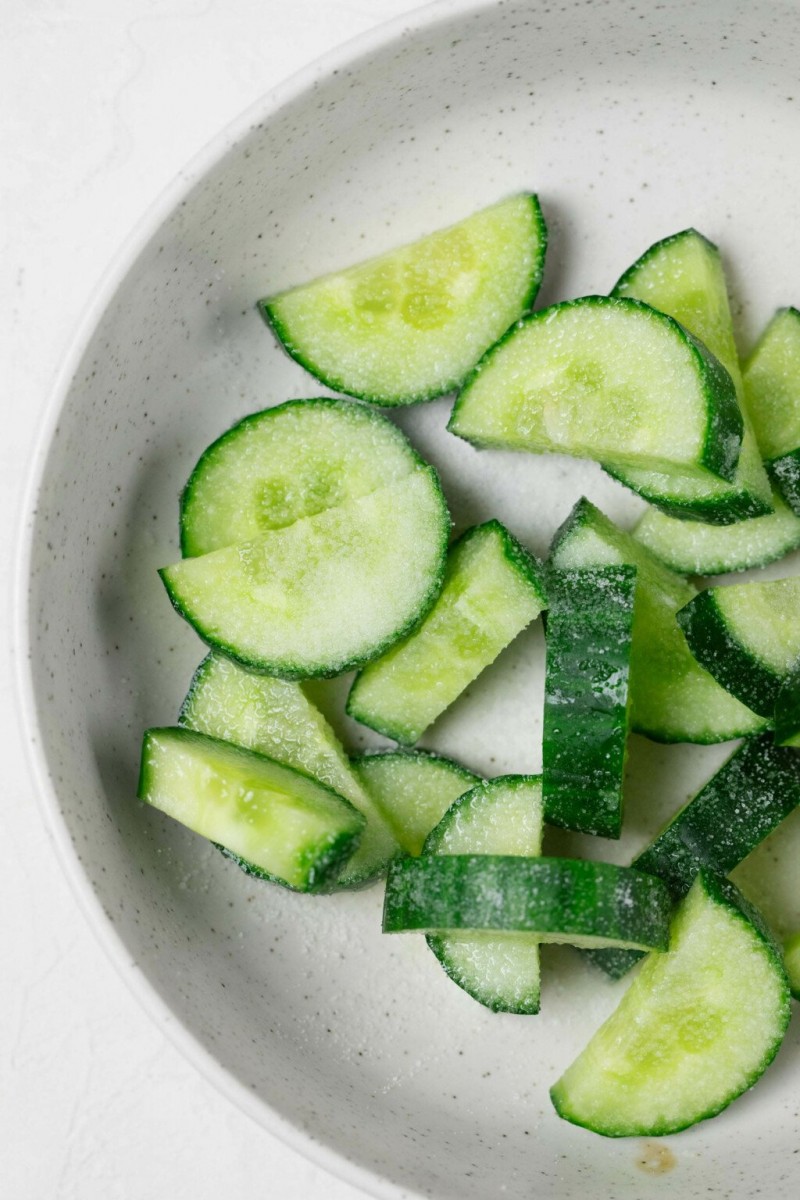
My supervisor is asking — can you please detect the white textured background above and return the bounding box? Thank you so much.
[2,3,417,1196]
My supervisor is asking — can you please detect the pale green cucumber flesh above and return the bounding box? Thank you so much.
[425,775,544,1014]
[783,931,800,1000]
[551,872,791,1137]
[774,661,800,746]
[744,307,800,462]
[542,566,635,839]
[351,751,480,856]
[449,295,741,482]
[180,398,425,557]
[138,727,364,892]
[678,577,800,717]
[161,469,449,678]
[549,498,767,743]
[179,653,398,886]
[261,194,547,405]
[608,228,772,522]
[347,520,546,744]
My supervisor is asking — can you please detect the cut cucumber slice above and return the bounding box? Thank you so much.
[608,229,772,523]
[179,653,399,887]
[774,661,800,746]
[587,735,800,978]
[260,194,547,406]
[783,931,800,1000]
[180,398,429,557]
[425,775,544,1014]
[677,576,800,717]
[351,750,480,856]
[743,307,800,514]
[633,488,800,576]
[160,469,449,678]
[449,295,742,482]
[138,727,364,892]
[383,856,672,951]
[551,871,791,1137]
[542,566,635,839]
[347,520,546,744]
[549,498,767,743]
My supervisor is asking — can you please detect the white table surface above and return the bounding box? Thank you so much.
[2,3,418,1196]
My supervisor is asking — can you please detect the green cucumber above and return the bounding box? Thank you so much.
[351,750,480,856]
[551,871,791,1137]
[608,229,773,523]
[587,735,800,978]
[260,194,547,406]
[549,498,767,743]
[449,295,742,483]
[774,661,800,746]
[179,653,398,886]
[424,775,544,1014]
[783,931,800,1000]
[138,727,364,892]
[180,397,431,557]
[743,307,800,514]
[677,576,800,717]
[633,488,800,576]
[347,520,546,744]
[383,856,672,951]
[542,566,635,839]
[161,468,449,678]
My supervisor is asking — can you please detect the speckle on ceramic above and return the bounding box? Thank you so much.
[19,1,800,1198]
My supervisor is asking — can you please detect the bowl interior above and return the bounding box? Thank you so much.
[25,2,800,1197]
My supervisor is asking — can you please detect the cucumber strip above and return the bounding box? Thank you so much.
[424,775,544,1014]
[774,661,800,746]
[383,856,673,950]
[448,295,742,482]
[743,307,800,513]
[160,469,449,678]
[180,397,429,558]
[607,229,773,523]
[677,576,800,716]
[351,750,480,856]
[542,566,635,839]
[179,653,399,887]
[549,498,767,743]
[551,871,791,1137]
[632,488,800,576]
[260,194,547,406]
[138,727,364,892]
[347,520,546,744]
[586,735,800,978]
[783,931,800,1000]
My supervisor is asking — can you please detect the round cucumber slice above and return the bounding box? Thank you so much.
[551,871,791,1137]
[260,194,547,406]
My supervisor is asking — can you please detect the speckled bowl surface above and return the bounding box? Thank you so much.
[20,0,800,1196]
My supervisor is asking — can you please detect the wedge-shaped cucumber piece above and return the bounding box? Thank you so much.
[351,751,480,856]
[550,498,767,743]
[783,931,800,1000]
[633,487,800,576]
[179,653,398,887]
[423,775,544,1014]
[180,398,430,557]
[551,871,791,1137]
[744,307,800,515]
[383,856,672,951]
[543,566,635,839]
[347,520,546,744]
[138,727,364,892]
[449,295,742,483]
[678,576,800,717]
[608,229,772,523]
[161,469,449,678]
[587,735,800,978]
[260,194,547,406]
[774,661,800,747]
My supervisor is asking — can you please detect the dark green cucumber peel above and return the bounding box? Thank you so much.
[586,735,800,978]
[553,870,791,1138]
[774,662,800,747]
[383,856,672,950]
[542,566,635,840]
[259,194,548,406]
[770,450,800,516]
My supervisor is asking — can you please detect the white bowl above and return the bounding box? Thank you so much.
[19,1,800,1197]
